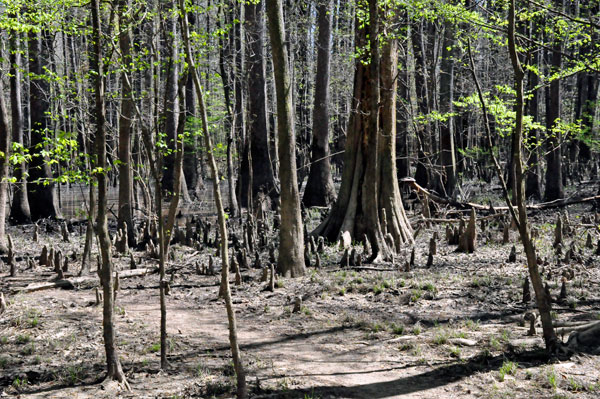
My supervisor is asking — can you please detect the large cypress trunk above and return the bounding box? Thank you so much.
[302,0,336,208]
[312,1,413,261]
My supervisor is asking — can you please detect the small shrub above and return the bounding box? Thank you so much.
[390,323,405,335]
[148,343,160,353]
[498,360,518,382]
[16,334,31,345]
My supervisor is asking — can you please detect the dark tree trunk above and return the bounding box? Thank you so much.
[160,7,179,196]
[9,31,31,223]
[544,0,564,201]
[303,0,336,208]
[27,30,61,220]
[117,3,136,247]
[243,0,277,206]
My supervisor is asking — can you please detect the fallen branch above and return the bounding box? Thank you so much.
[15,267,158,293]
[401,178,600,212]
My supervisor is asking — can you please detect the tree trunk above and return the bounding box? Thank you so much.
[217,4,239,218]
[27,30,61,220]
[266,0,306,278]
[91,0,128,385]
[243,0,277,206]
[160,6,179,196]
[525,22,542,200]
[0,77,11,253]
[8,31,31,224]
[439,24,457,197]
[543,0,564,201]
[312,1,413,261]
[302,0,336,208]
[117,4,136,247]
[507,0,561,353]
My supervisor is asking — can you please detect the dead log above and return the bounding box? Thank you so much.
[15,267,158,293]
[402,178,600,212]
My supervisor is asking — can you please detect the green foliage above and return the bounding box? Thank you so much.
[498,360,518,382]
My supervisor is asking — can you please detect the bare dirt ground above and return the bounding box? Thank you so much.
[1,195,600,398]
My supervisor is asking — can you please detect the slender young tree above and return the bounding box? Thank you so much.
[507,0,561,352]
[180,1,247,396]
[302,0,336,208]
[91,0,128,385]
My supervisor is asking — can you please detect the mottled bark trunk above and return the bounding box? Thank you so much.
[266,0,306,277]
[303,0,336,208]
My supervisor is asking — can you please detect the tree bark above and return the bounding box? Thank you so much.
[302,0,337,208]
[266,0,306,277]
[544,0,564,201]
[117,2,136,247]
[243,0,277,206]
[312,0,413,261]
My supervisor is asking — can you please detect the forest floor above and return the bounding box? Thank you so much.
[1,188,600,398]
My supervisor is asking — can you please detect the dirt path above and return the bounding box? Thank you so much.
[1,208,600,398]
